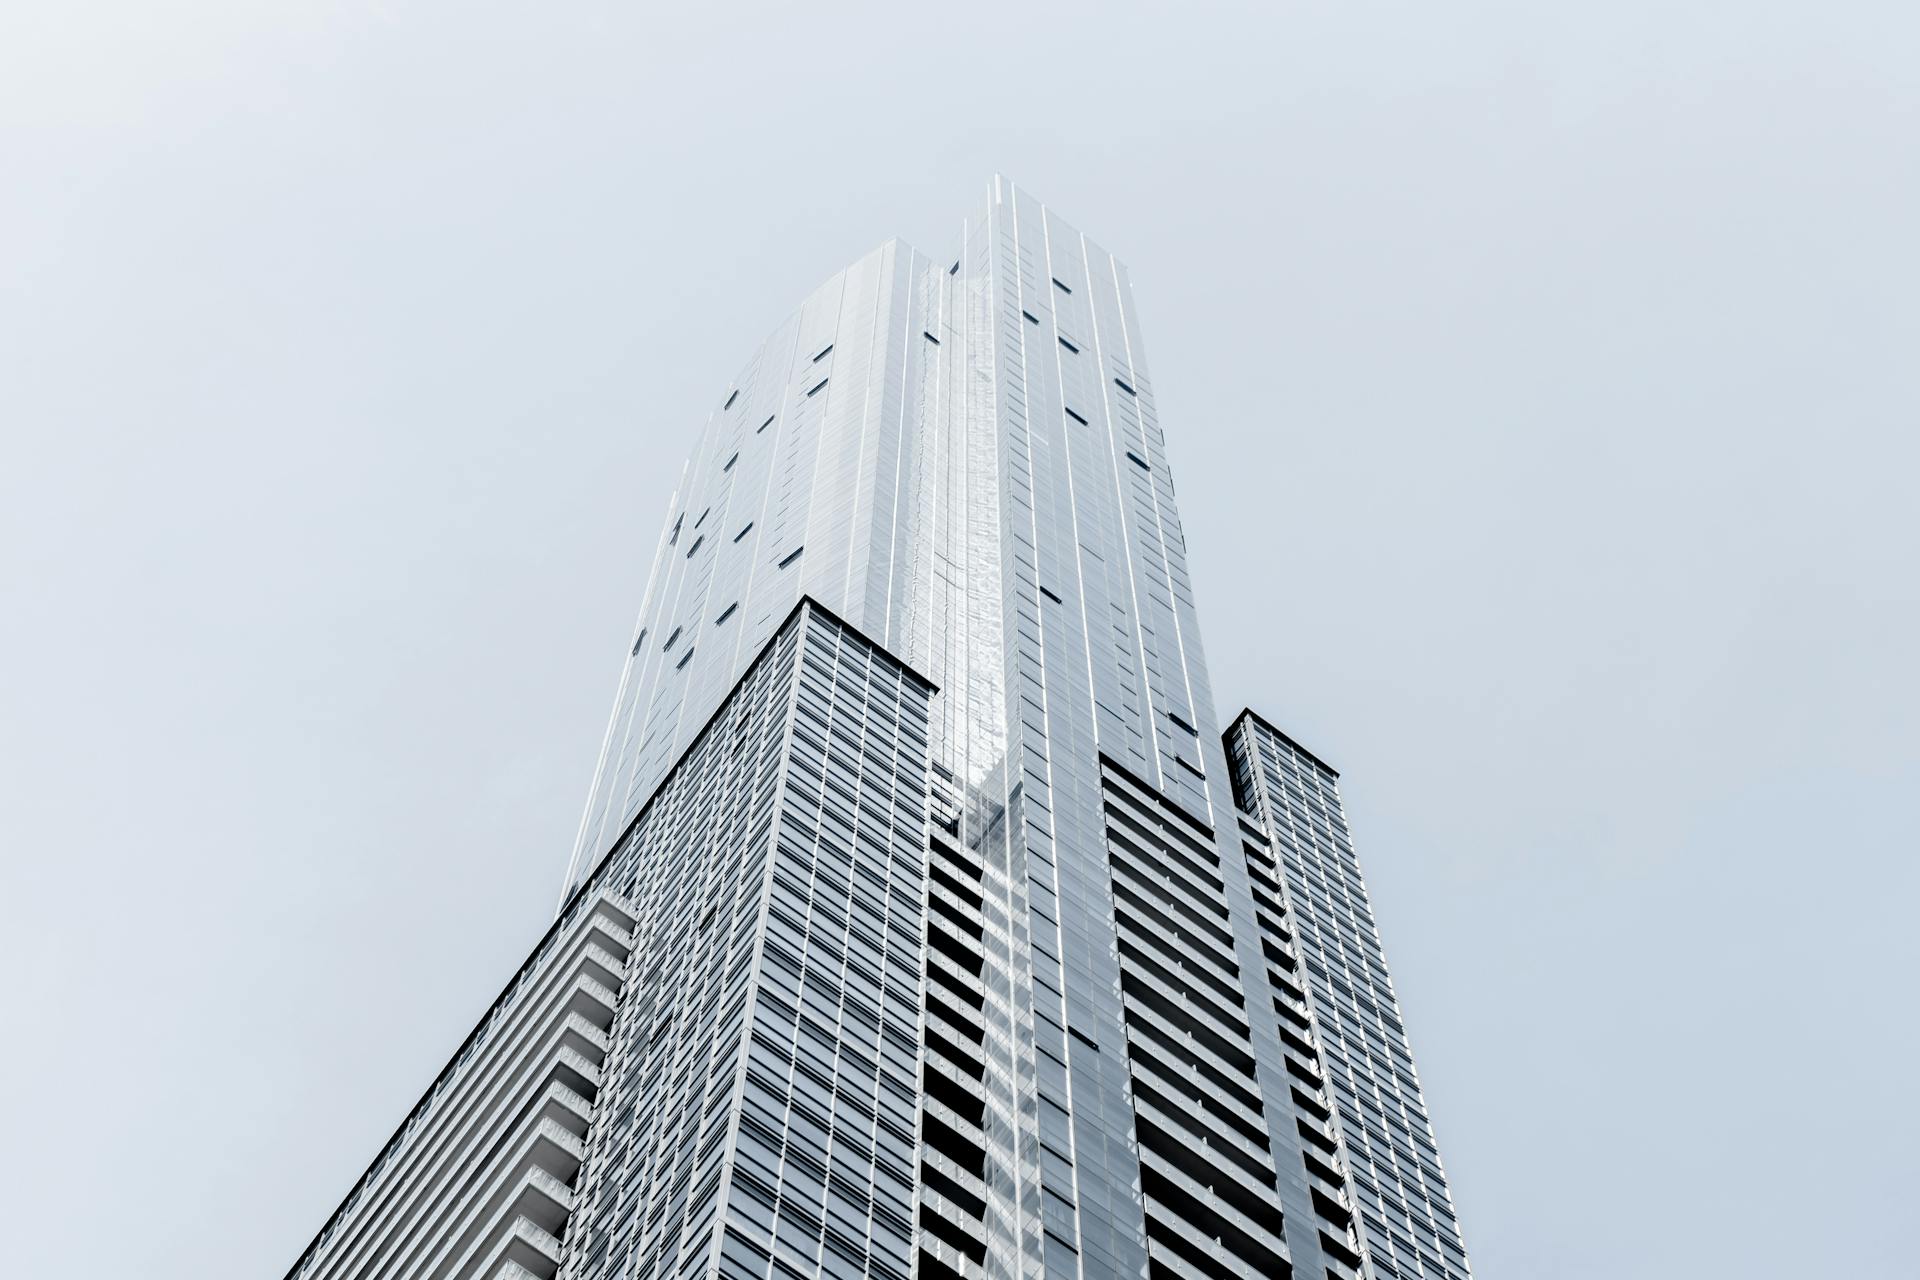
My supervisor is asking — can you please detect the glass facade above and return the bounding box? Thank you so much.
[287,180,1473,1280]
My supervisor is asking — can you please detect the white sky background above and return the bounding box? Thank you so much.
[2,2,1915,1275]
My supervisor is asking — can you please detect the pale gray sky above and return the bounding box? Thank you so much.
[3,3,1915,1276]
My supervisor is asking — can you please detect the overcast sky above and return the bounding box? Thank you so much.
[3,3,1915,1276]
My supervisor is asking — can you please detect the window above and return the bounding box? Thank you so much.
[779,546,805,569]
[676,646,696,670]
[813,343,833,362]
[715,602,739,625]
[1064,407,1088,425]
[734,521,754,542]
[723,452,739,472]
[1022,310,1040,325]
[1127,450,1150,470]
[1115,377,1138,396]
[723,389,738,409]
[922,330,940,345]
[759,415,775,433]
[1051,276,1072,294]
[663,626,683,651]
[806,378,828,397]
[630,628,648,655]
[1058,337,1079,353]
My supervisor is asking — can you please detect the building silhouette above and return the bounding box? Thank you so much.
[287,179,1472,1280]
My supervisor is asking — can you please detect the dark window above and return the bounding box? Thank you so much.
[1058,337,1080,353]
[758,414,775,433]
[723,389,738,409]
[779,546,805,569]
[686,534,705,558]
[663,626,682,651]
[630,629,647,656]
[733,521,754,542]
[676,646,696,670]
[1115,377,1138,396]
[1064,407,1088,425]
[723,452,738,472]
[807,378,829,397]
[1051,277,1072,294]
[1127,450,1150,470]
[1022,310,1040,325]
[715,602,738,625]
[923,330,941,345]
[813,343,833,362]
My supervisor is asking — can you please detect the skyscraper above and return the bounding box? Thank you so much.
[286,178,1473,1280]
